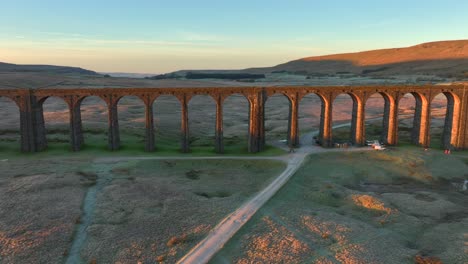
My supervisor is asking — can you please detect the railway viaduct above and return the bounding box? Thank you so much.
[0,84,467,153]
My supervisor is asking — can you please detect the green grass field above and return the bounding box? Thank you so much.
[212,148,468,263]
[0,128,285,159]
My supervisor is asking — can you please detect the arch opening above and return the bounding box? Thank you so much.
[264,94,290,147]
[79,96,108,151]
[223,94,249,153]
[0,96,20,151]
[117,96,146,151]
[332,93,354,145]
[153,95,181,151]
[429,92,458,149]
[188,95,216,152]
[298,93,322,146]
[397,93,418,145]
[41,96,70,151]
[364,93,386,143]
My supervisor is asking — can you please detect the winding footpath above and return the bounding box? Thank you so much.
[65,123,373,264]
[177,128,373,264]
[177,151,308,264]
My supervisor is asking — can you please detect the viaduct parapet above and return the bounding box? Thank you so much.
[0,85,467,153]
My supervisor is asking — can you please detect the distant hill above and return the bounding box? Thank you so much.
[165,40,468,79]
[0,62,98,75]
[302,40,468,66]
[245,40,468,77]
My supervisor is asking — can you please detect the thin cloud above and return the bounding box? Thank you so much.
[41,31,88,37]
[178,31,230,42]
[4,36,221,48]
[82,38,219,47]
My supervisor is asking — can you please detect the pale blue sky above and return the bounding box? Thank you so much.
[1,0,467,73]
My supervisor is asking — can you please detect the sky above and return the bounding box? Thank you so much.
[0,0,467,73]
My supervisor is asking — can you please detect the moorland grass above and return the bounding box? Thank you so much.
[212,148,468,263]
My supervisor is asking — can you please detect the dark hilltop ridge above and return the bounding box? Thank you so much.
[0,62,97,75]
[162,40,468,80]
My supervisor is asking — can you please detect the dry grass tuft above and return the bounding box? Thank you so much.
[237,216,310,263]
[156,255,165,262]
[0,224,68,256]
[301,215,369,263]
[414,255,443,264]
[350,194,393,214]
[166,235,187,247]
[314,257,335,264]
[301,215,350,245]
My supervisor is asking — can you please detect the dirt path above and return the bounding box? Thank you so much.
[67,122,374,264]
[177,124,373,264]
[177,152,308,264]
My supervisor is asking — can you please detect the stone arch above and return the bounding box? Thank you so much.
[398,92,428,146]
[221,92,251,105]
[37,95,70,107]
[153,95,182,151]
[116,95,146,150]
[264,93,291,146]
[266,91,292,101]
[223,93,250,153]
[0,95,21,108]
[0,96,21,151]
[429,92,460,149]
[298,92,324,146]
[40,96,71,150]
[79,96,109,150]
[0,95,21,109]
[397,92,417,144]
[364,92,391,143]
[187,95,217,151]
[331,92,358,144]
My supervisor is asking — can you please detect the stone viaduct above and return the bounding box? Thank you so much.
[0,84,467,153]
